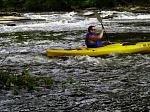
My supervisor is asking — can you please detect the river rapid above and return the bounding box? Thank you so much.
[0,10,150,111]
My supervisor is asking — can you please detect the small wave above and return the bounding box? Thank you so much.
[114,11,150,20]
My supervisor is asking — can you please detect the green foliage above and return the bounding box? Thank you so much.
[0,0,3,7]
[0,70,14,89]
[0,0,150,11]
[2,0,24,9]
[95,0,116,8]
[43,0,67,11]
[63,0,97,9]
[23,0,44,11]
[0,67,54,94]
[84,0,96,7]
[14,67,37,90]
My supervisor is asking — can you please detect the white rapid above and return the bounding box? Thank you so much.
[1,11,150,33]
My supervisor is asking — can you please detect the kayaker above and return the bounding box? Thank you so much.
[85,25,105,48]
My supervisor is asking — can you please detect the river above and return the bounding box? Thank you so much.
[0,10,150,111]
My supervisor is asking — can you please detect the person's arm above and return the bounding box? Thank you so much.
[88,30,104,41]
[98,29,104,39]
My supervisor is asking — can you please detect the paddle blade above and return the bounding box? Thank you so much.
[94,11,109,41]
[94,11,102,23]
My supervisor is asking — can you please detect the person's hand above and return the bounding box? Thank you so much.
[102,27,106,32]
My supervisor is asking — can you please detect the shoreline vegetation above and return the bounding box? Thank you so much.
[1,6,150,16]
[0,0,150,16]
[0,67,55,95]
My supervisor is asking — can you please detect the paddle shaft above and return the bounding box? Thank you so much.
[94,12,109,41]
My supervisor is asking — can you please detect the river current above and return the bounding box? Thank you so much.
[0,10,150,111]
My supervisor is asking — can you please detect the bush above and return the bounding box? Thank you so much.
[0,67,54,94]
[1,0,150,11]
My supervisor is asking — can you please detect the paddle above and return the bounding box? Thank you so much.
[94,11,137,46]
[94,11,109,41]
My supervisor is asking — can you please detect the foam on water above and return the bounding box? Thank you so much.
[114,12,150,20]
[0,18,96,33]
[1,11,150,33]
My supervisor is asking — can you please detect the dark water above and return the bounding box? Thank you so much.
[0,31,150,112]
[0,11,150,111]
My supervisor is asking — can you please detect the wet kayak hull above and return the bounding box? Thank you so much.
[46,42,150,57]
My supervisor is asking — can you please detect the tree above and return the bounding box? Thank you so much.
[0,0,3,8]
[95,0,116,8]
[23,0,44,11]
[43,0,66,11]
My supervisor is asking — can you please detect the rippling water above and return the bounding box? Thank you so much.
[0,11,150,111]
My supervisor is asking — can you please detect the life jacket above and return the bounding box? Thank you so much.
[85,32,103,48]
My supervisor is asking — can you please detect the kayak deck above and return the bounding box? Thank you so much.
[46,42,150,57]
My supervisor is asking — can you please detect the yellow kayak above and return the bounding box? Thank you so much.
[47,42,150,57]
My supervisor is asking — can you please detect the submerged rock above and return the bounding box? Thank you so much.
[6,23,16,26]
